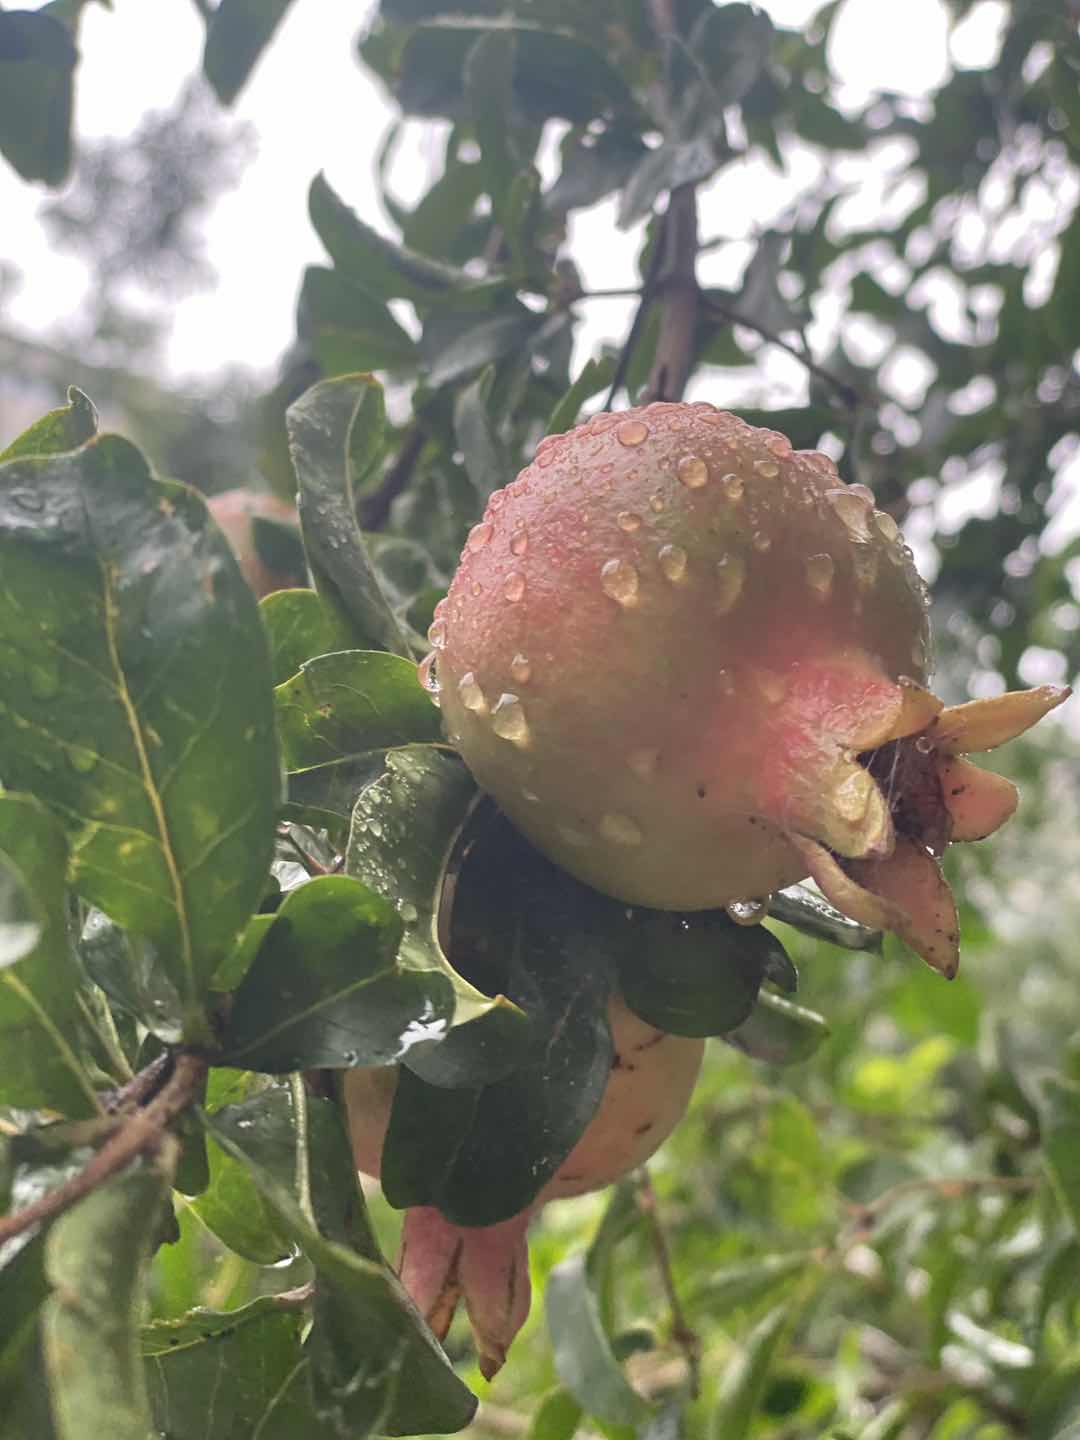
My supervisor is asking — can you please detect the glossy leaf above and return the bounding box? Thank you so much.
[0,795,96,1115]
[203,0,297,105]
[708,1304,790,1440]
[464,29,518,215]
[426,307,545,391]
[547,356,617,435]
[287,373,413,658]
[546,1253,652,1427]
[42,1158,172,1440]
[275,649,442,775]
[0,436,279,1032]
[724,991,830,1066]
[259,587,357,687]
[346,749,527,1087]
[0,386,97,462]
[526,1387,583,1440]
[770,884,882,951]
[0,10,76,186]
[79,908,184,1044]
[299,264,418,376]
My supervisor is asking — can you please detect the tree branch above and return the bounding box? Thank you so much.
[701,293,860,410]
[636,1167,701,1398]
[0,1051,210,1247]
[360,424,427,532]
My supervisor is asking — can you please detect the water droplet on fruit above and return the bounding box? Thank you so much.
[849,483,875,503]
[627,747,660,780]
[522,788,540,803]
[601,558,639,606]
[600,812,643,846]
[510,529,528,556]
[831,768,875,822]
[418,652,441,706]
[826,487,873,543]
[368,819,383,838]
[616,419,649,447]
[726,897,770,926]
[756,670,787,704]
[714,553,745,614]
[617,510,642,532]
[458,672,485,712]
[874,510,900,543]
[752,530,772,553]
[658,543,688,583]
[766,434,792,457]
[467,521,493,551]
[721,472,745,501]
[754,459,780,479]
[677,455,708,489]
[510,653,531,684]
[504,572,526,602]
[427,619,447,649]
[488,490,506,511]
[649,492,666,513]
[805,552,835,600]
[492,693,529,744]
[471,581,483,596]
[852,546,879,590]
[717,668,735,696]
[915,735,935,755]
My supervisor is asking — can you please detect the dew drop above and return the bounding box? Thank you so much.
[600,812,643,846]
[488,490,506,511]
[874,510,901,543]
[766,434,792,458]
[627,746,660,780]
[915,735,935,755]
[849,483,875,503]
[600,557,639,606]
[754,459,780,479]
[677,455,708,489]
[536,446,558,469]
[649,491,666,513]
[433,597,449,619]
[616,418,649,447]
[826,487,873,543]
[617,510,642,532]
[458,671,486,712]
[726,897,770,926]
[399,901,419,926]
[852,546,879,590]
[721,472,745,501]
[831,768,874,822]
[805,552,835,600]
[658,543,688,583]
[558,824,591,848]
[717,668,735,697]
[427,619,447,650]
[67,745,98,774]
[471,581,483,597]
[11,489,44,513]
[510,652,531,684]
[467,521,493,551]
[510,528,529,556]
[492,693,530,744]
[752,530,772,553]
[522,788,541,803]
[417,651,441,706]
[714,553,745,614]
[504,572,526,603]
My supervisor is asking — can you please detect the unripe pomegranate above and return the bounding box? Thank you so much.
[424,403,1068,977]
[345,991,704,1378]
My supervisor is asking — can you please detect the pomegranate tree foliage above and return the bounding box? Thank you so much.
[1,1,1080,1438]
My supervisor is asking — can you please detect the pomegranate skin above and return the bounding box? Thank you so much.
[430,402,931,911]
[206,488,302,598]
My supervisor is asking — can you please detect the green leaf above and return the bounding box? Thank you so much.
[464,29,518,215]
[0,387,97,462]
[709,1305,790,1440]
[619,135,722,229]
[724,991,830,1066]
[346,750,527,1086]
[547,356,616,435]
[693,3,774,107]
[218,874,458,1072]
[770,884,882,951]
[274,649,442,774]
[260,587,357,688]
[309,171,500,306]
[546,1253,653,1427]
[203,0,297,105]
[0,849,41,970]
[614,909,787,1038]
[0,795,96,1115]
[0,1234,48,1409]
[453,365,506,505]
[287,374,413,658]
[143,1297,332,1440]
[426,306,545,390]
[0,437,279,1033]
[205,1100,478,1435]
[41,1157,171,1440]
[0,10,76,186]
[78,908,184,1044]
[1041,1076,1080,1234]
[526,1387,583,1440]
[299,265,419,376]
[692,1252,813,1317]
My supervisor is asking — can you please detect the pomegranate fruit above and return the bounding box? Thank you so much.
[345,991,704,1378]
[424,402,1069,978]
[206,487,303,598]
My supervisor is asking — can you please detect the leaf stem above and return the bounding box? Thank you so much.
[0,1051,209,1248]
[701,293,860,409]
[636,1166,701,1398]
[360,423,427,532]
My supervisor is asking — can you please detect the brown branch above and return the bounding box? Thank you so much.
[102,1050,172,1114]
[603,212,669,410]
[636,1167,701,1399]
[360,425,427,532]
[701,294,860,410]
[0,1051,210,1248]
[642,185,700,404]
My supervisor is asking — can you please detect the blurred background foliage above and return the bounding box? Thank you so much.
[3,1,1080,1437]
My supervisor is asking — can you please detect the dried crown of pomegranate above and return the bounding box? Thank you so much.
[424,401,1070,979]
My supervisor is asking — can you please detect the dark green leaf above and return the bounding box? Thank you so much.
[770,884,882,951]
[0,10,76,186]
[0,796,96,1115]
[709,1305,790,1440]
[426,307,545,390]
[464,30,518,214]
[0,849,40,970]
[287,374,413,658]
[299,265,418,376]
[78,908,184,1044]
[526,1387,583,1440]
[693,3,774,107]
[619,136,721,229]
[346,749,527,1086]
[547,356,617,435]
[0,1234,48,1421]
[260,587,358,687]
[0,386,97,462]
[203,0,297,106]
[453,365,505,505]
[274,649,442,774]
[41,1157,171,1440]
[1041,1076,1080,1234]
[692,1252,813,1317]
[219,875,456,1072]
[546,127,648,216]
[724,991,830,1066]
[546,1253,652,1427]
[0,437,279,1032]
[251,511,306,584]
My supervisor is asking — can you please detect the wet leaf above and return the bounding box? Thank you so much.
[709,1304,790,1440]
[426,307,545,390]
[0,386,97,463]
[0,436,279,1034]
[0,796,96,1115]
[299,264,418,376]
[724,991,830,1066]
[770,884,882,951]
[42,1157,171,1440]
[287,373,413,658]
[0,9,76,186]
[78,908,184,1044]
[274,649,442,775]
[1041,1076,1080,1235]
[453,365,506,504]
[546,1253,652,1427]
[547,356,617,435]
[203,0,297,105]
[260,587,357,687]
